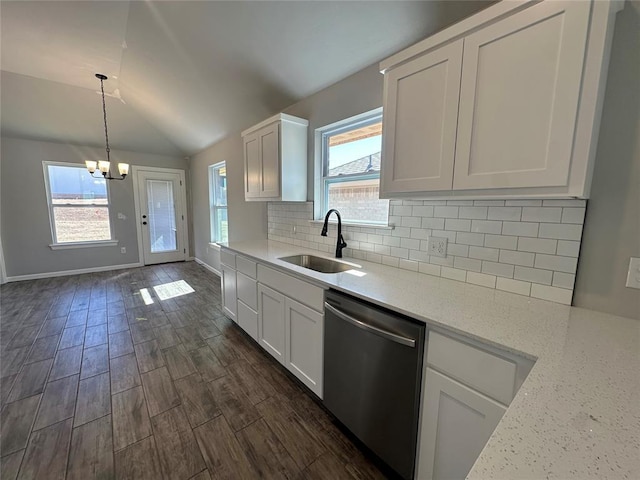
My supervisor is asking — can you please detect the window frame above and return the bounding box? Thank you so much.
[42,161,116,247]
[209,162,228,244]
[319,109,388,225]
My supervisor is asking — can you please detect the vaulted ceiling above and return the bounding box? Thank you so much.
[1,1,492,156]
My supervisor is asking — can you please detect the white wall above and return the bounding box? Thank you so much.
[0,136,190,278]
[189,134,267,272]
[572,1,640,320]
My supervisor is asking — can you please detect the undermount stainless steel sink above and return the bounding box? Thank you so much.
[279,254,357,273]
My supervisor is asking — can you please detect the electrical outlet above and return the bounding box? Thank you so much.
[626,257,640,289]
[428,236,448,258]
[120,247,126,254]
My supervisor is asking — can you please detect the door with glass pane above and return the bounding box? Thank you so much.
[135,169,187,265]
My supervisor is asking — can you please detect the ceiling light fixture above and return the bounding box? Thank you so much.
[85,73,129,180]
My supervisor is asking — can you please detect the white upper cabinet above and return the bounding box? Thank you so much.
[454,1,590,190]
[380,0,622,199]
[381,40,462,195]
[241,113,308,202]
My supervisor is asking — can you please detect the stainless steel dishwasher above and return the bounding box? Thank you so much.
[323,290,425,480]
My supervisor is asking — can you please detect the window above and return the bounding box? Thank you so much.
[321,111,389,224]
[209,162,228,243]
[44,162,113,244]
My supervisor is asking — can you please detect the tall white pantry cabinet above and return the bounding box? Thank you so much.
[380,0,623,200]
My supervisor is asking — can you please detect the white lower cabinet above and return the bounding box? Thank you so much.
[221,264,237,322]
[257,284,286,365]
[237,300,258,341]
[418,368,506,480]
[284,297,323,396]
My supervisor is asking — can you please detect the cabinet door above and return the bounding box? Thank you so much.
[257,284,285,364]
[237,300,258,341]
[418,368,506,480]
[381,40,463,195]
[221,265,237,322]
[284,298,323,398]
[259,123,281,198]
[453,1,590,190]
[244,133,261,199]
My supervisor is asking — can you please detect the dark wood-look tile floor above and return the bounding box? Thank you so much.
[0,262,388,479]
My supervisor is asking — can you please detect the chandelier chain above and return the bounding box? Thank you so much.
[99,77,111,163]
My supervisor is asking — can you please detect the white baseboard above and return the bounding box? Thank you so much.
[194,257,221,277]
[5,262,144,283]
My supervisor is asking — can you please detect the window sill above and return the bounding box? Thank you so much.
[309,220,394,230]
[49,240,119,250]
[208,243,222,250]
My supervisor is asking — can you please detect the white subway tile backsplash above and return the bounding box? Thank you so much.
[505,200,542,207]
[401,237,421,251]
[471,220,502,234]
[521,207,562,223]
[398,259,419,272]
[538,223,583,240]
[412,206,434,217]
[444,218,471,232]
[499,250,535,267]
[556,240,580,257]
[514,266,553,285]
[488,207,522,221]
[466,271,497,288]
[422,218,445,230]
[454,256,482,273]
[530,284,573,305]
[553,272,576,289]
[447,243,470,257]
[534,254,578,274]
[409,250,430,262]
[502,221,539,237]
[419,263,441,277]
[441,266,466,281]
[410,228,431,240]
[401,216,422,228]
[456,232,485,246]
[561,208,586,224]
[542,199,586,207]
[496,277,532,296]
[469,246,499,262]
[434,206,459,218]
[268,199,585,305]
[459,206,488,219]
[517,237,557,254]
[382,256,400,268]
[484,234,518,250]
[390,247,409,259]
[481,261,514,278]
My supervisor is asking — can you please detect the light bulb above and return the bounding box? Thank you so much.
[98,161,110,173]
[118,163,130,176]
[85,160,97,173]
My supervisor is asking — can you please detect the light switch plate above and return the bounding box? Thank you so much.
[626,257,640,289]
[428,236,448,258]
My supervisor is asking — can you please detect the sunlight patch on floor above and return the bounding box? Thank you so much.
[153,279,195,300]
[140,288,155,305]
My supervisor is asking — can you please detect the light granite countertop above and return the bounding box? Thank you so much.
[221,239,639,479]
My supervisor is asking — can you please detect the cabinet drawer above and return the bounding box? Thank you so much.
[220,249,236,268]
[238,300,258,341]
[236,256,257,279]
[257,265,324,312]
[427,331,516,405]
[237,272,257,310]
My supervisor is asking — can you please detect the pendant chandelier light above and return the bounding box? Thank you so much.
[85,73,129,180]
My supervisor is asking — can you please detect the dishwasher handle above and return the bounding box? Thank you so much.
[324,302,416,348]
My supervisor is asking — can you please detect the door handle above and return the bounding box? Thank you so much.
[324,302,416,347]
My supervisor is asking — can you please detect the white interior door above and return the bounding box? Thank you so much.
[135,168,187,265]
